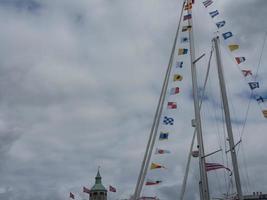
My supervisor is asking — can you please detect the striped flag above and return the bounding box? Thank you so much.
[203,0,213,7]
[205,163,232,175]
[209,10,219,18]
[183,14,192,21]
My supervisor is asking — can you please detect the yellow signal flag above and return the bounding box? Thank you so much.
[262,110,267,118]
[228,44,239,52]
[173,74,183,81]
[150,162,165,170]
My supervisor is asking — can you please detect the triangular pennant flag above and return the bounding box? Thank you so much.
[228,44,239,51]
[173,74,183,81]
[176,61,183,68]
[167,102,177,109]
[209,10,219,18]
[178,48,188,55]
[145,179,162,186]
[216,21,225,29]
[235,57,246,64]
[222,32,233,40]
[155,148,171,154]
[262,110,267,118]
[248,82,259,90]
[150,162,166,169]
[241,70,252,77]
[203,0,213,7]
[170,87,180,95]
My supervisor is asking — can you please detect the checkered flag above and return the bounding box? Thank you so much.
[163,116,174,125]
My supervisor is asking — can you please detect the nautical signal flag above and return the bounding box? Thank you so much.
[182,25,192,32]
[242,70,252,77]
[256,96,264,103]
[159,132,169,140]
[145,179,162,186]
[70,192,75,199]
[173,74,183,81]
[203,0,213,7]
[150,163,166,169]
[248,82,259,90]
[109,185,116,192]
[184,3,192,10]
[183,14,192,21]
[222,32,233,40]
[209,10,219,18]
[155,148,171,154]
[170,87,180,95]
[228,44,239,51]
[176,61,183,68]
[216,21,225,29]
[262,110,267,118]
[178,48,188,55]
[181,37,189,43]
[83,186,90,194]
[235,57,246,64]
[163,116,174,125]
[167,102,177,109]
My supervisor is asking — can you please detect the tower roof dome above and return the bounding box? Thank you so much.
[90,169,107,191]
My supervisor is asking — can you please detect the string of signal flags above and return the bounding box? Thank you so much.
[202,0,267,118]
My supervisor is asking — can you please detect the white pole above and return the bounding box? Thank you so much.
[213,36,243,200]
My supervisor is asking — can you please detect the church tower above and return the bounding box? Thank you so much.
[90,169,107,200]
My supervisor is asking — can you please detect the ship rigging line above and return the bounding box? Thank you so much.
[133,1,186,199]
[238,31,267,144]
[179,46,214,200]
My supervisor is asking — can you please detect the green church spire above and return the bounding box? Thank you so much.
[90,168,106,191]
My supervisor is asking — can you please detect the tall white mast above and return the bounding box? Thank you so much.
[213,36,243,200]
[133,1,186,199]
[187,1,210,200]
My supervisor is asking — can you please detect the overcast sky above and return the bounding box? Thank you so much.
[0,0,267,200]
